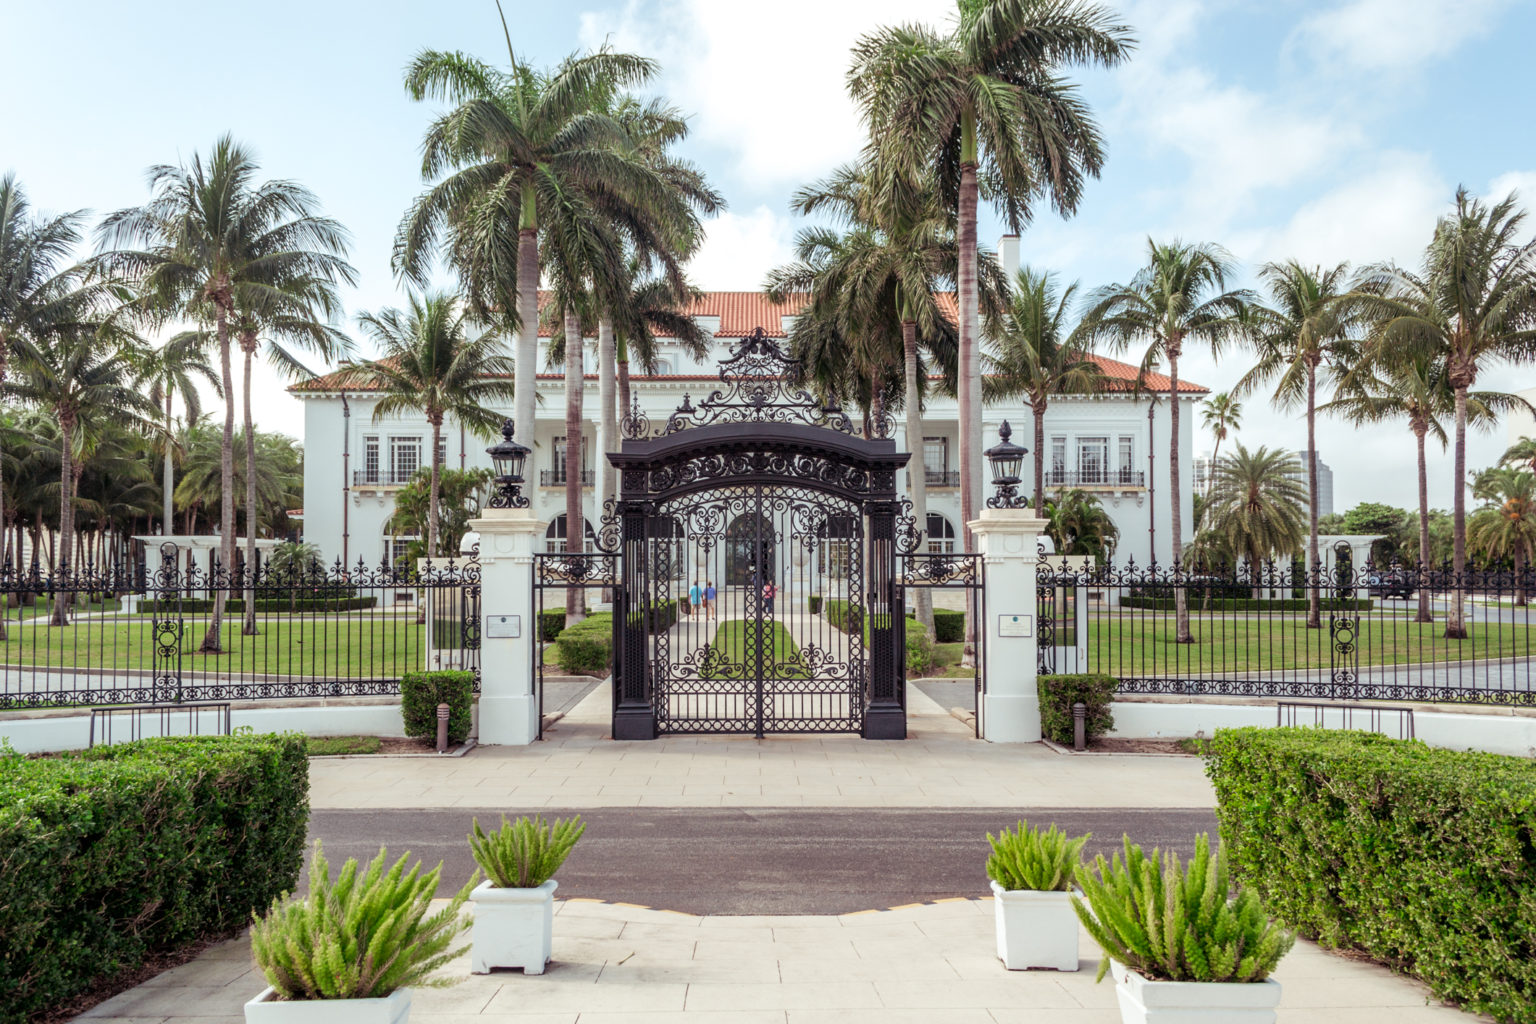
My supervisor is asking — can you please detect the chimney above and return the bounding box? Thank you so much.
[998,234,1020,288]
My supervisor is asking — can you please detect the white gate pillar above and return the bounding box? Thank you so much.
[467,507,543,745]
[968,509,1049,743]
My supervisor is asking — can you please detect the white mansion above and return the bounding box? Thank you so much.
[294,242,1205,569]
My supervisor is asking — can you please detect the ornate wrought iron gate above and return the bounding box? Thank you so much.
[605,330,912,739]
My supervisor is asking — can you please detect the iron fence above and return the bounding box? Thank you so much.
[1037,557,1536,706]
[0,546,480,709]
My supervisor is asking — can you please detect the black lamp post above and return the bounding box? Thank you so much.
[984,420,1030,509]
[486,419,531,509]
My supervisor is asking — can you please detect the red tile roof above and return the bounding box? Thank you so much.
[293,291,1207,395]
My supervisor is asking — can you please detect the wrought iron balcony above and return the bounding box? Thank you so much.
[540,469,595,487]
[352,470,418,487]
[1044,469,1146,488]
[907,469,961,488]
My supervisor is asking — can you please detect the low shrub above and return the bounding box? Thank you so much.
[904,622,936,676]
[1206,727,1536,1023]
[932,608,965,643]
[251,843,473,1000]
[1073,833,1294,983]
[807,594,823,615]
[824,599,862,635]
[0,735,309,1022]
[538,608,567,641]
[469,814,586,889]
[986,820,1089,891]
[1118,596,1373,612]
[554,612,613,675]
[401,670,475,744]
[1038,674,1116,745]
[625,598,682,632]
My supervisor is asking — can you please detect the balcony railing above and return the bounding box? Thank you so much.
[352,470,419,487]
[907,469,961,488]
[540,469,595,487]
[1045,469,1146,488]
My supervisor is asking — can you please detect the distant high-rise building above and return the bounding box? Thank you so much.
[1290,451,1334,518]
[1194,454,1214,496]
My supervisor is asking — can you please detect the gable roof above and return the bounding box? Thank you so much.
[294,291,1208,395]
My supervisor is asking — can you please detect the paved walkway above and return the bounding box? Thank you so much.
[78,898,1489,1023]
[308,682,1217,810]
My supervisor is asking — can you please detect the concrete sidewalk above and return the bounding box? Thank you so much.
[307,682,1216,810]
[78,898,1490,1023]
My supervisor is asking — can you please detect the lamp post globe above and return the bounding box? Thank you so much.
[486,419,531,509]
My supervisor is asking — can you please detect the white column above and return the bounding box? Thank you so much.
[468,507,544,745]
[968,508,1050,743]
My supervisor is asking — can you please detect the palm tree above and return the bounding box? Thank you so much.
[1083,239,1250,642]
[1042,487,1119,562]
[353,293,516,564]
[1326,352,1520,622]
[1500,436,1536,471]
[612,272,713,433]
[97,135,352,652]
[394,15,661,460]
[1357,188,1536,638]
[1236,261,1362,629]
[987,268,1103,509]
[7,328,157,625]
[173,427,303,541]
[1200,392,1241,496]
[1202,444,1307,596]
[1470,468,1536,606]
[138,331,219,536]
[848,0,1134,556]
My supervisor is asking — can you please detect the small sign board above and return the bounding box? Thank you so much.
[486,614,521,639]
[997,613,1034,638]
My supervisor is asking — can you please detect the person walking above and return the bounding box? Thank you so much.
[762,578,778,616]
[704,580,717,619]
[688,580,703,617]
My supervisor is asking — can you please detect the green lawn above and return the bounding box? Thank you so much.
[306,735,382,756]
[929,641,976,678]
[703,621,808,679]
[1086,610,1535,676]
[0,617,425,678]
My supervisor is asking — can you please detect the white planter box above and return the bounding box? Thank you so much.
[244,986,411,1024]
[470,878,557,974]
[1110,959,1282,1024]
[990,881,1079,971]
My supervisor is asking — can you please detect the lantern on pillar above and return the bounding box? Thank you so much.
[984,421,1030,510]
[486,419,531,509]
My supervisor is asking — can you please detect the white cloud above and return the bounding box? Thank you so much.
[579,0,953,191]
[1291,0,1515,72]
[1488,170,1536,205]
[684,205,797,290]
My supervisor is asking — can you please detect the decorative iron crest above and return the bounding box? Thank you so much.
[626,328,858,438]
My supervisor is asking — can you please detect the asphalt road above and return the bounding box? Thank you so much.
[306,806,1218,914]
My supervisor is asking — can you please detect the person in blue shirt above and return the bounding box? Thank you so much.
[688,580,703,616]
[704,580,717,619]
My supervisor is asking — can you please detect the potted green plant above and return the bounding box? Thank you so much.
[245,843,476,1024]
[986,820,1089,971]
[467,814,585,974]
[1073,834,1294,1024]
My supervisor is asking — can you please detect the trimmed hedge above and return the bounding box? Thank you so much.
[807,594,823,615]
[626,598,682,632]
[554,612,613,675]
[1037,674,1116,745]
[401,670,475,744]
[138,596,378,613]
[1119,596,1373,612]
[0,735,309,1022]
[538,608,568,641]
[825,599,862,636]
[1206,728,1536,1023]
[932,609,965,643]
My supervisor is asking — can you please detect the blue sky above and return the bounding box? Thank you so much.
[4,0,1534,512]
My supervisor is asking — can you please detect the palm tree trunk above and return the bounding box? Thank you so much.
[1414,424,1433,623]
[597,316,616,516]
[1032,398,1047,512]
[1168,346,1192,644]
[1446,385,1469,639]
[513,215,539,459]
[902,319,933,636]
[1305,366,1321,630]
[617,355,632,434]
[957,118,981,665]
[242,338,259,635]
[1515,547,1527,608]
[51,412,73,627]
[564,308,585,625]
[201,301,234,653]
[163,391,174,538]
[427,414,443,560]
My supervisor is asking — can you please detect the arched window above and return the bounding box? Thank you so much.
[926,513,956,555]
[545,514,597,553]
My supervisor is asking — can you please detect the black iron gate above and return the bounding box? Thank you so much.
[604,329,911,740]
